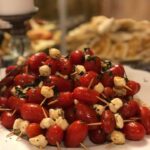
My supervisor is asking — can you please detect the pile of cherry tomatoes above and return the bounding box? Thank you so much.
[0,48,150,149]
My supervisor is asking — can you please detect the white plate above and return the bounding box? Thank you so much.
[0,66,150,150]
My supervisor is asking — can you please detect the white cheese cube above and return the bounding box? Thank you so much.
[40,118,55,129]
[17,56,26,66]
[49,108,64,120]
[109,98,123,113]
[113,87,127,96]
[114,113,124,129]
[39,65,51,76]
[55,117,69,130]
[93,104,105,115]
[29,134,48,148]
[41,86,54,98]
[94,82,104,93]
[110,130,125,145]
[49,48,61,59]
[114,76,126,87]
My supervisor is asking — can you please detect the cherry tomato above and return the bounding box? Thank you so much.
[14,74,35,87]
[120,100,140,119]
[65,106,76,123]
[110,64,125,77]
[123,122,145,141]
[0,112,16,129]
[28,52,47,72]
[6,65,17,74]
[20,103,45,123]
[79,71,99,88]
[46,125,64,145]
[26,87,44,104]
[65,120,88,147]
[56,92,74,108]
[0,97,8,107]
[75,103,99,130]
[26,123,42,138]
[7,96,26,111]
[126,80,141,96]
[73,87,99,105]
[101,71,114,87]
[84,56,101,73]
[44,75,73,92]
[89,129,106,144]
[140,106,150,134]
[103,87,115,98]
[69,50,85,65]
[59,58,73,75]
[101,110,116,134]
[44,57,60,74]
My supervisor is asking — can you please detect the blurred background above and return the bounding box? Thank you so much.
[0,0,150,71]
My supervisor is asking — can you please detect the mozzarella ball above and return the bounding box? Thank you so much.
[13,118,24,130]
[49,48,61,59]
[114,113,124,129]
[109,98,123,113]
[29,134,48,148]
[93,104,105,115]
[41,86,54,98]
[113,87,127,96]
[40,118,55,129]
[55,117,69,130]
[49,108,64,120]
[39,65,51,76]
[17,56,26,66]
[110,130,125,145]
[114,76,126,87]
[94,82,104,93]
[75,65,86,75]
[20,120,29,135]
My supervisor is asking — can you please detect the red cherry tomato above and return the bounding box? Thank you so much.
[57,92,74,108]
[6,65,17,74]
[7,96,26,111]
[101,110,116,134]
[59,58,73,75]
[46,125,64,145]
[103,87,115,98]
[84,56,101,73]
[44,75,73,92]
[123,122,145,141]
[120,100,140,119]
[101,71,114,87]
[126,80,141,96]
[79,71,99,88]
[26,123,42,138]
[14,74,35,87]
[69,50,85,65]
[75,103,99,130]
[26,87,44,104]
[110,64,125,77]
[20,103,45,123]
[65,106,76,123]
[65,120,88,147]
[44,57,60,74]
[73,87,99,105]
[0,112,16,129]
[28,52,47,72]
[89,129,106,144]
[140,106,150,134]
[0,97,8,107]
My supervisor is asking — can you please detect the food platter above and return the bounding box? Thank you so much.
[0,65,150,150]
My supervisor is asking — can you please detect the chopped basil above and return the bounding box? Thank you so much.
[15,86,27,98]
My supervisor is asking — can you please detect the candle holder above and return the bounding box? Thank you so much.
[0,7,38,66]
